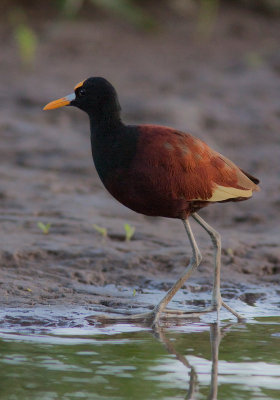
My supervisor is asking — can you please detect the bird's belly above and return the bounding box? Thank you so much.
[102,170,192,219]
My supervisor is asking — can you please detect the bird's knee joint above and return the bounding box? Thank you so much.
[196,252,202,265]
[211,231,221,244]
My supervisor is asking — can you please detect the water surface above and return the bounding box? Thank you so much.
[1,313,280,400]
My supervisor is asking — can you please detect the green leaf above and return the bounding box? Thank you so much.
[37,222,51,234]
[124,223,135,241]
[93,224,108,238]
[133,288,137,296]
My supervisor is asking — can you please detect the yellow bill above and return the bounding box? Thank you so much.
[43,93,75,110]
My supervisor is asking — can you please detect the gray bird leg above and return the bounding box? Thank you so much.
[192,212,244,321]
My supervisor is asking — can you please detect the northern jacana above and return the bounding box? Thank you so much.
[44,77,260,325]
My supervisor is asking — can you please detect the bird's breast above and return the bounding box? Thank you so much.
[90,126,139,185]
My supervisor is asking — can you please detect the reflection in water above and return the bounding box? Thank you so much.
[1,316,280,399]
[208,323,220,400]
[154,324,198,399]
[154,322,234,400]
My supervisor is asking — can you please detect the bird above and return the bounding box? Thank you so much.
[44,77,260,325]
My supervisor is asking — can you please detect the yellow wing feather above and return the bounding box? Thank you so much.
[194,184,252,202]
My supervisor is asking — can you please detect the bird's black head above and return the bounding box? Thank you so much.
[72,77,121,116]
[44,77,121,123]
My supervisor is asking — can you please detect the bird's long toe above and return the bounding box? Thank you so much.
[222,300,245,322]
[162,306,216,317]
[95,311,155,324]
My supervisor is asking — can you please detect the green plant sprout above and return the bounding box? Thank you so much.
[14,23,37,67]
[91,0,155,29]
[196,0,219,38]
[244,52,264,68]
[93,224,108,238]
[57,0,84,17]
[57,0,155,28]
[133,288,137,296]
[226,248,234,257]
[124,223,135,241]
[37,222,51,235]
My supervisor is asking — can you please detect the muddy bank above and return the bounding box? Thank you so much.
[0,5,279,318]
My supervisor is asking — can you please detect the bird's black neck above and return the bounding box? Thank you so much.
[89,110,123,132]
[87,93,122,131]
[89,117,138,184]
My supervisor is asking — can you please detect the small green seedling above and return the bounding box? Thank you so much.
[58,0,85,17]
[133,288,137,296]
[244,52,264,69]
[124,223,135,241]
[90,0,155,30]
[226,248,234,257]
[93,224,108,238]
[37,222,51,235]
[14,23,37,67]
[196,0,219,38]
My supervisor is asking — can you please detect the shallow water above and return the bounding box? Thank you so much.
[1,310,280,400]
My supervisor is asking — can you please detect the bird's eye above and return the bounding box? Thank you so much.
[79,88,86,97]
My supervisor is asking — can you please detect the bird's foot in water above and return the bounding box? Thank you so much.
[162,300,245,322]
[93,299,244,326]
[94,308,199,326]
[162,306,216,317]
[221,300,245,322]
[94,311,156,324]
[94,307,213,327]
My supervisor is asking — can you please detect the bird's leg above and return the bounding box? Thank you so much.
[192,213,222,312]
[95,216,242,325]
[96,219,204,325]
[192,212,244,321]
[151,219,203,325]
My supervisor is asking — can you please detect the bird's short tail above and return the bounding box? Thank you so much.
[240,169,260,186]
